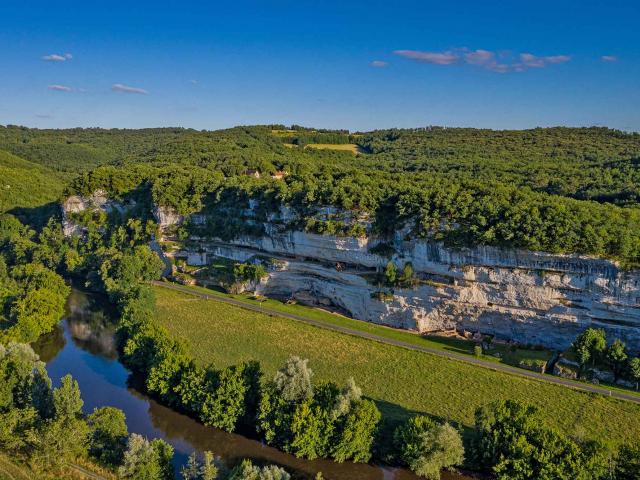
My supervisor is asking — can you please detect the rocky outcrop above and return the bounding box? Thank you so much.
[153,205,184,229]
[62,193,640,352]
[61,190,133,236]
[183,231,640,352]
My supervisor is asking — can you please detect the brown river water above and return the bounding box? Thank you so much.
[32,289,475,480]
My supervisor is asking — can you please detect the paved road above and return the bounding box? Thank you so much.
[153,281,640,405]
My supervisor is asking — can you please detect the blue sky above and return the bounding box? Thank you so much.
[1,0,638,131]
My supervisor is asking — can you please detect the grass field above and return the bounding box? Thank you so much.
[305,143,361,154]
[159,283,560,370]
[0,453,32,480]
[154,286,640,446]
[0,453,114,480]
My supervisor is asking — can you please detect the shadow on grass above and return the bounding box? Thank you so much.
[8,201,61,230]
[421,334,475,355]
[372,399,476,464]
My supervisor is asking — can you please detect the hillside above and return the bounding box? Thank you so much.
[4,124,640,264]
[0,149,66,214]
[2,125,640,207]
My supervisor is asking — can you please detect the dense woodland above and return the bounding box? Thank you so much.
[2,124,640,477]
[2,124,640,265]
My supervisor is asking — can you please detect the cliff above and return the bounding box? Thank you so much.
[63,197,640,352]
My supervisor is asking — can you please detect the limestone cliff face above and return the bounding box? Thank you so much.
[61,190,134,236]
[153,205,184,229]
[191,231,640,351]
[62,193,640,351]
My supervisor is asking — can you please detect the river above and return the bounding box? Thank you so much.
[32,289,474,480]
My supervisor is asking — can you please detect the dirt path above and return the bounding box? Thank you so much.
[153,281,640,406]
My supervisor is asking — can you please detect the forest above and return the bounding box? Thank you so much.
[2,124,640,478]
[19,123,636,266]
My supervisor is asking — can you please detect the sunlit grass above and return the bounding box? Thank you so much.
[305,143,361,154]
[154,286,640,446]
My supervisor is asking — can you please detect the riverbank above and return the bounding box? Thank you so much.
[35,288,474,480]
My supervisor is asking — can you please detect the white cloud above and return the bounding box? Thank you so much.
[393,50,459,65]
[42,53,72,62]
[111,83,149,94]
[370,60,389,68]
[394,48,571,73]
[601,55,618,62]
[48,84,73,92]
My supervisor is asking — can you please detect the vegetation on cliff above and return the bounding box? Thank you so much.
[13,124,632,265]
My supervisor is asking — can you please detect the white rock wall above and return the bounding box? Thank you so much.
[191,230,640,351]
[62,194,640,351]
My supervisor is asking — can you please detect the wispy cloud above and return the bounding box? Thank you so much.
[394,48,571,73]
[601,55,618,62]
[42,53,72,62]
[189,79,199,84]
[520,53,570,68]
[393,50,458,65]
[48,84,73,92]
[111,83,148,94]
[370,60,389,68]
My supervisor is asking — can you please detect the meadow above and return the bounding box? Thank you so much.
[305,143,361,154]
[154,286,640,446]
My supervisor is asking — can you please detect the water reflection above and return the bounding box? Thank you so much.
[33,289,473,480]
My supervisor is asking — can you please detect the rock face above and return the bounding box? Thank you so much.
[62,193,640,352]
[61,190,133,236]
[189,231,640,352]
[153,205,184,229]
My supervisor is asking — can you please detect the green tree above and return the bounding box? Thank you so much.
[182,452,201,480]
[606,339,628,382]
[227,459,290,480]
[119,434,174,480]
[288,400,329,459]
[331,399,380,463]
[473,400,608,480]
[331,377,361,420]
[572,328,607,372]
[201,451,218,480]
[119,434,163,480]
[88,406,129,467]
[384,261,397,286]
[629,357,640,390]
[146,340,192,407]
[100,245,163,300]
[274,356,314,402]
[29,414,90,470]
[615,443,640,480]
[394,415,464,479]
[400,262,414,286]
[151,438,175,480]
[199,364,249,432]
[53,374,83,421]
